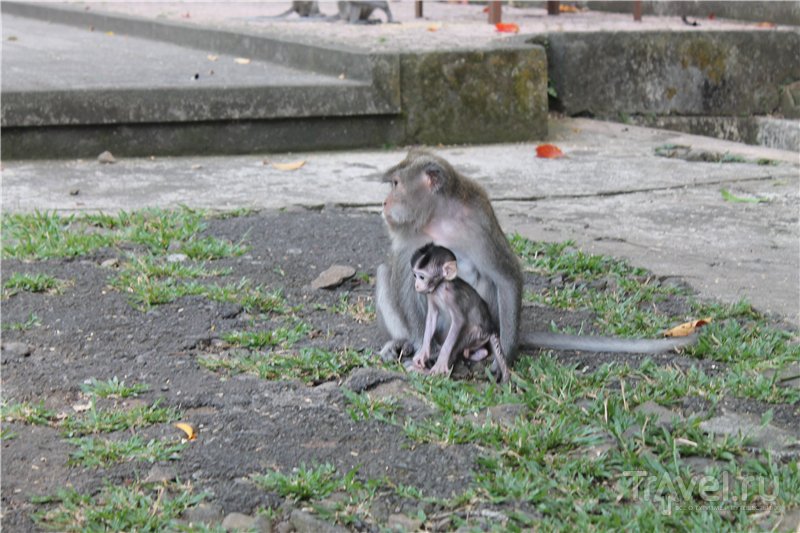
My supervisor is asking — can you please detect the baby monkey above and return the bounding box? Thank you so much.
[410,243,511,384]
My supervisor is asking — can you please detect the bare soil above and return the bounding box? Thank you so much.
[1,210,797,531]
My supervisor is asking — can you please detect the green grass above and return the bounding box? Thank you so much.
[67,435,186,467]
[62,400,180,437]
[3,272,67,296]
[342,388,398,424]
[80,377,150,399]
[1,312,42,331]
[222,322,311,350]
[253,463,342,501]
[200,347,370,384]
[2,208,248,260]
[1,401,58,425]
[32,482,205,532]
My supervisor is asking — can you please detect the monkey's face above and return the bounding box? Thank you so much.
[412,269,438,294]
[382,170,436,230]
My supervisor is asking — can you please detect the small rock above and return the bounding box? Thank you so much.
[699,412,800,459]
[100,258,120,268]
[69,189,80,196]
[144,464,177,483]
[763,362,800,390]
[635,400,681,430]
[2,342,32,358]
[343,368,404,393]
[222,512,257,531]
[167,253,188,263]
[387,513,423,532]
[290,509,348,533]
[182,501,224,525]
[97,150,116,164]
[274,521,293,533]
[310,265,356,290]
[287,248,302,255]
[219,303,244,319]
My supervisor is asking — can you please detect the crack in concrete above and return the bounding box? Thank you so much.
[493,174,783,203]
[326,174,787,210]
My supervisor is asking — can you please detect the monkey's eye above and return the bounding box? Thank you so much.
[392,179,399,188]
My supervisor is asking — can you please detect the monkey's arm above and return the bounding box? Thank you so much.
[520,332,698,354]
[412,298,438,369]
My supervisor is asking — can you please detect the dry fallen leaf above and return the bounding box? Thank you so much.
[495,23,519,33]
[174,422,197,441]
[234,57,251,65]
[663,318,711,338]
[559,4,580,13]
[536,144,564,158]
[207,54,219,61]
[271,160,306,171]
[105,31,114,36]
[674,437,698,447]
[427,22,442,32]
[755,21,776,28]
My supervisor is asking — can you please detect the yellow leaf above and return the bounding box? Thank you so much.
[427,22,442,32]
[105,31,114,36]
[234,57,251,65]
[271,160,306,171]
[663,318,712,338]
[207,54,219,61]
[174,422,197,441]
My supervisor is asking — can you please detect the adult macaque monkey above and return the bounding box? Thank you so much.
[375,150,698,366]
[377,149,523,365]
[410,243,511,384]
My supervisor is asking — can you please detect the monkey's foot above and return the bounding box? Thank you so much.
[429,362,452,377]
[379,339,415,362]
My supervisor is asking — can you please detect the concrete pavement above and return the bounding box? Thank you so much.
[3,118,798,326]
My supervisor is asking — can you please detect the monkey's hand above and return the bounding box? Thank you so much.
[411,349,430,370]
[379,340,415,362]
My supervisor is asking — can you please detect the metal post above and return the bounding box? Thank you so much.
[488,1,501,24]
[633,0,642,21]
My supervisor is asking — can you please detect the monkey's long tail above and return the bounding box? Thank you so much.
[520,332,698,354]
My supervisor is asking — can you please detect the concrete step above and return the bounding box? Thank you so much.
[0,1,548,159]
[0,2,406,158]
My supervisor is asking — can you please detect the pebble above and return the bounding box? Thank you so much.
[290,509,348,533]
[310,264,356,290]
[143,464,177,483]
[2,341,32,358]
[182,501,224,525]
[167,253,189,263]
[97,150,116,164]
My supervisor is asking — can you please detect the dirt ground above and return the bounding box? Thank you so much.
[1,210,798,532]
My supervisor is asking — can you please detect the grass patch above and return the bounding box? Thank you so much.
[2,207,248,260]
[253,464,389,528]
[32,482,205,532]
[222,322,311,350]
[1,401,58,426]
[1,312,41,331]
[67,435,185,467]
[200,347,370,384]
[80,377,150,399]
[328,292,376,324]
[62,400,180,437]
[342,388,398,424]
[3,272,67,296]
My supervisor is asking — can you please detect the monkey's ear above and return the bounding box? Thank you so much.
[423,163,446,192]
[442,260,458,281]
